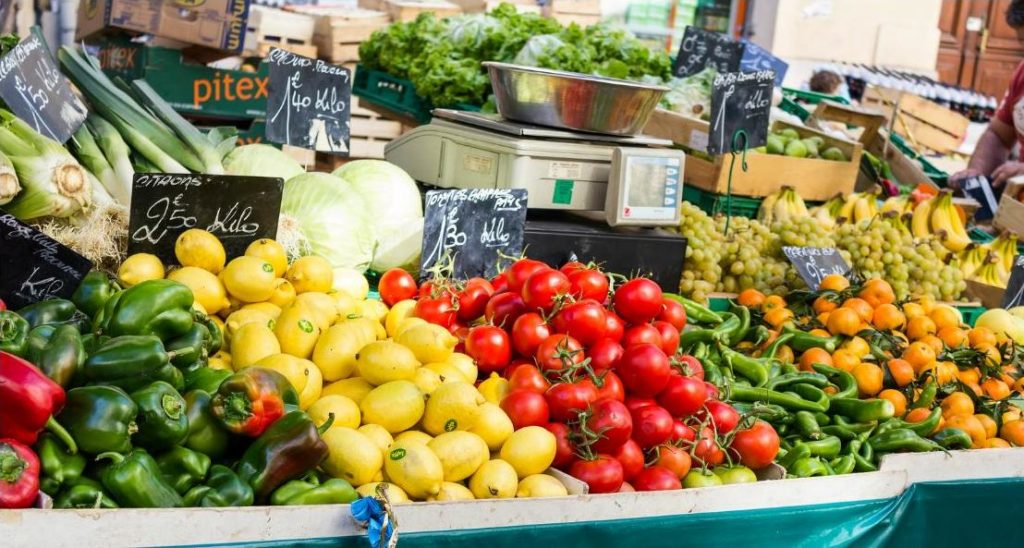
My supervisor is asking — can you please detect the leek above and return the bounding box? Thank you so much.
[132,80,226,174]
[87,115,134,204]
[71,122,122,205]
[0,150,21,206]
[0,110,90,219]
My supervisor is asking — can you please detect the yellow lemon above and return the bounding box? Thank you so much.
[308,395,361,429]
[413,367,443,395]
[516,474,568,498]
[168,266,229,314]
[287,255,333,294]
[396,323,458,364]
[321,427,383,486]
[175,229,226,274]
[274,304,322,359]
[245,238,287,277]
[330,290,359,318]
[208,350,233,371]
[240,302,282,320]
[225,308,276,342]
[395,317,428,336]
[477,373,509,404]
[469,459,517,499]
[384,441,444,500]
[355,482,409,503]
[428,431,489,482]
[294,292,339,330]
[356,341,419,386]
[500,426,557,478]
[313,322,376,382]
[333,267,369,300]
[254,353,317,407]
[385,299,418,338]
[429,482,475,501]
[446,353,478,384]
[267,278,297,308]
[357,299,389,326]
[359,380,424,434]
[358,424,394,458]
[393,430,433,446]
[231,322,280,368]
[222,256,276,302]
[118,253,164,286]
[469,403,514,451]
[322,377,374,403]
[421,382,484,435]
[423,362,470,384]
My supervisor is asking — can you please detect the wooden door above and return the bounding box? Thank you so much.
[937,0,972,85]
[973,0,1024,98]
[938,0,1024,97]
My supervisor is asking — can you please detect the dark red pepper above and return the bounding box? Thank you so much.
[211,367,299,437]
[0,439,40,508]
[0,351,76,452]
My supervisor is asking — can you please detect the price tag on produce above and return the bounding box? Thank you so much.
[708,70,774,155]
[739,41,788,87]
[0,210,93,308]
[783,246,851,291]
[0,29,87,143]
[673,26,743,78]
[127,173,284,263]
[1001,256,1024,308]
[420,189,528,280]
[265,47,351,155]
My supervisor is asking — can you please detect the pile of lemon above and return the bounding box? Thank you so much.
[117,229,569,503]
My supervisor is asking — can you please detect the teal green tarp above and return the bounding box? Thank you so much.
[188,478,1024,548]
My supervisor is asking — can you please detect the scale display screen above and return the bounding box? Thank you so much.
[606,148,684,226]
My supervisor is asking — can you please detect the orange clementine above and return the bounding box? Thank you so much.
[813,296,839,314]
[852,362,884,397]
[1014,377,1024,395]
[999,420,1024,446]
[905,408,938,432]
[840,336,871,359]
[981,378,1011,400]
[929,305,962,331]
[842,298,874,323]
[809,328,831,338]
[879,389,907,417]
[957,367,981,386]
[975,344,1002,367]
[946,414,986,447]
[918,335,944,355]
[798,347,834,373]
[872,303,906,331]
[886,359,915,388]
[917,295,936,314]
[762,295,787,311]
[764,307,794,329]
[938,361,959,385]
[902,302,926,319]
[940,392,974,419]
[904,341,937,375]
[859,278,896,307]
[967,326,997,348]
[906,315,937,341]
[827,307,862,337]
[1003,407,1023,425]
[937,326,967,348]
[831,349,860,372]
[737,288,765,308]
[984,438,1011,449]
[975,414,998,439]
[819,274,850,292]
[966,382,984,397]
[775,345,795,365]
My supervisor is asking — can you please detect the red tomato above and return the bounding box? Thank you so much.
[522,269,570,312]
[654,445,692,479]
[546,381,599,422]
[657,298,687,331]
[675,355,704,380]
[603,312,625,343]
[617,343,671,397]
[693,427,725,467]
[465,325,511,374]
[669,420,696,443]
[484,292,527,329]
[611,439,645,482]
[559,261,587,275]
[491,274,509,294]
[551,300,607,347]
[417,280,436,299]
[506,259,550,294]
[622,324,663,349]
[624,397,657,414]
[699,400,741,434]
[535,334,584,372]
[657,375,708,418]
[545,422,576,469]
[588,339,624,372]
[449,322,470,345]
[506,363,550,395]
[613,278,663,325]
[704,382,720,400]
[568,269,610,303]
[511,313,550,358]
[500,390,550,429]
[632,465,682,491]
[729,420,780,470]
[595,371,625,402]
[456,281,494,322]
[587,398,633,453]
[378,269,417,307]
[570,455,623,494]
[630,405,674,448]
[415,296,456,328]
[652,321,680,356]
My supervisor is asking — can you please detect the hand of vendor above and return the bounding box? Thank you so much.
[948,168,983,188]
[992,161,1024,188]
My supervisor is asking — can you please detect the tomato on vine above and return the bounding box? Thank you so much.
[522,269,570,312]
[612,278,663,324]
[465,325,511,373]
[535,334,584,372]
[378,268,417,306]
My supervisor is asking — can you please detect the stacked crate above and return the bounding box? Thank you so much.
[549,0,602,26]
[286,7,391,67]
[244,5,318,58]
[360,0,463,21]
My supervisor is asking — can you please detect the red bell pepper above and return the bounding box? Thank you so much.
[211,367,299,437]
[0,351,76,452]
[0,439,40,508]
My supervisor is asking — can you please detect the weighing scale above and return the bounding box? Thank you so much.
[384,110,685,227]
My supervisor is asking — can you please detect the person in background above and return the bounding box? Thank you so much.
[809,71,844,96]
[951,0,1024,188]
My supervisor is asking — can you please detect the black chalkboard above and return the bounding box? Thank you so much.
[1001,256,1024,308]
[673,26,743,78]
[707,70,774,155]
[421,189,528,280]
[0,29,86,144]
[961,175,997,221]
[740,41,788,87]
[127,173,283,263]
[0,210,93,308]
[783,247,851,291]
[265,48,351,155]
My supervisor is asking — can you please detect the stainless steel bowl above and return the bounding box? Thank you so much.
[483,62,669,136]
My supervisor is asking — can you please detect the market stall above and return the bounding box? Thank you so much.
[1,2,1024,546]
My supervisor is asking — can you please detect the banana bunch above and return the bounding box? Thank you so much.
[757,186,809,225]
[880,195,914,215]
[969,251,1008,288]
[991,231,1019,273]
[879,210,911,235]
[958,243,988,279]
[837,191,879,224]
[809,194,845,229]
[911,190,971,252]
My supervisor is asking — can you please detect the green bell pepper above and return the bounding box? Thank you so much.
[184,367,232,395]
[81,333,110,355]
[72,271,120,319]
[184,390,230,459]
[235,411,330,501]
[83,335,184,392]
[195,312,223,355]
[131,381,190,451]
[156,446,211,495]
[94,279,194,342]
[35,432,86,496]
[0,310,29,356]
[53,477,119,509]
[33,324,86,388]
[24,324,56,361]
[58,385,138,454]
[97,449,184,508]
[183,465,254,507]
[270,476,358,505]
[17,298,77,328]
[165,323,211,369]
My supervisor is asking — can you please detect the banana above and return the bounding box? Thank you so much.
[772,188,793,223]
[852,194,876,223]
[970,252,1008,288]
[911,197,935,240]
[881,196,908,215]
[992,230,1019,273]
[958,243,986,279]
[757,192,778,225]
[824,193,846,219]
[786,187,809,218]
[813,206,836,229]
[837,193,858,221]
[930,192,970,252]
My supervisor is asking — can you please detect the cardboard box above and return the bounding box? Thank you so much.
[643,109,861,201]
[77,0,249,52]
[994,178,1024,235]
[965,279,1005,309]
[861,85,970,155]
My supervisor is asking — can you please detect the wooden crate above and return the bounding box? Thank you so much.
[289,7,390,64]
[644,109,861,201]
[551,12,602,26]
[861,85,970,154]
[549,0,601,15]
[256,42,317,59]
[243,6,315,55]
[383,0,462,22]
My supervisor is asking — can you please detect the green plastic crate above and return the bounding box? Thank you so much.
[353,65,479,125]
[683,185,762,219]
[779,97,811,122]
[957,305,986,327]
[708,296,731,312]
[889,133,948,186]
[781,87,850,106]
[970,227,994,244]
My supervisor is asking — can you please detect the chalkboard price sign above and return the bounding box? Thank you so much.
[421,189,528,280]
[0,29,87,144]
[961,175,998,221]
[0,211,93,308]
[266,48,351,155]
[673,26,744,78]
[127,174,284,263]
[1001,256,1024,308]
[708,70,774,155]
[739,41,788,87]
[783,247,851,290]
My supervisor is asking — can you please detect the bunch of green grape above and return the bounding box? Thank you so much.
[675,202,723,303]
[713,216,789,295]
